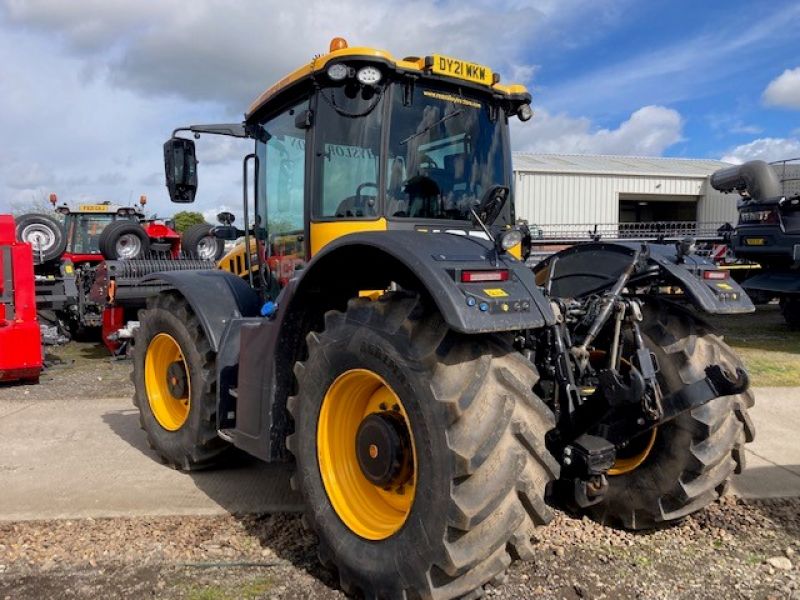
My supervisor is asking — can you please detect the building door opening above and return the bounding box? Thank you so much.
[619,198,697,223]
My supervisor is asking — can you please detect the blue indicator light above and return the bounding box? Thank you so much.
[466,296,476,307]
[478,302,489,312]
[260,301,278,317]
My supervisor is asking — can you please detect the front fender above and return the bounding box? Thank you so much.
[141,269,261,350]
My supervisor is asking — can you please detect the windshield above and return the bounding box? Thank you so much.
[66,213,118,254]
[386,84,511,223]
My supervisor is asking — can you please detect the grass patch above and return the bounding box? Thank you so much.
[705,305,800,387]
[184,576,273,600]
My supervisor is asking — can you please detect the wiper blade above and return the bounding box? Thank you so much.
[399,110,462,145]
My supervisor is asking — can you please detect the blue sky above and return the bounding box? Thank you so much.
[0,0,798,218]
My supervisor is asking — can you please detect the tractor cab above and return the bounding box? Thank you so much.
[55,200,145,262]
[164,37,533,291]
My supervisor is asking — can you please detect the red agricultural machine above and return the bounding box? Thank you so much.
[0,215,42,383]
[16,195,223,353]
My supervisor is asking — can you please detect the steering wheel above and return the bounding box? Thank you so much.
[474,185,510,225]
[417,153,439,170]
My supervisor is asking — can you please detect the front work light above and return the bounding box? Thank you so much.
[356,65,382,85]
[327,63,349,81]
[498,228,523,252]
[517,103,533,122]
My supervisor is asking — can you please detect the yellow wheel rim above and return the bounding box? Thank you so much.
[608,428,657,476]
[145,333,191,431]
[317,369,417,540]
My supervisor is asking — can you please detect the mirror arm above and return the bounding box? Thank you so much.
[172,123,249,139]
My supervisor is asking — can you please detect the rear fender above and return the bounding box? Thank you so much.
[533,242,755,314]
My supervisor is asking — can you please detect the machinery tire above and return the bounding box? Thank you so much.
[780,296,800,330]
[182,223,225,260]
[15,213,66,264]
[287,293,559,600]
[99,220,150,260]
[132,292,229,470]
[587,300,755,530]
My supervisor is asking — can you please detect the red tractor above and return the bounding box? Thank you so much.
[15,194,223,352]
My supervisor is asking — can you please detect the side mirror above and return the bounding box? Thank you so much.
[163,138,198,203]
[212,225,240,241]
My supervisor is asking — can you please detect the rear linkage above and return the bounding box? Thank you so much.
[522,249,749,508]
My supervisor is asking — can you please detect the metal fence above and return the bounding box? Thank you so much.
[528,221,729,245]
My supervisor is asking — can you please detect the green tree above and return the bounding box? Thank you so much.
[172,210,206,233]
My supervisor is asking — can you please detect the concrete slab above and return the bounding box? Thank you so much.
[0,398,302,521]
[0,387,796,521]
[731,387,800,498]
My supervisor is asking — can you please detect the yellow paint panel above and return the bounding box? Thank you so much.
[310,218,387,256]
[245,43,530,118]
[483,288,508,298]
[429,54,493,85]
[358,290,384,300]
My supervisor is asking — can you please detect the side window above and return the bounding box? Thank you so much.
[257,100,308,282]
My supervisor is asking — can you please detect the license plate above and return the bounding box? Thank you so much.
[78,204,110,212]
[744,237,766,246]
[429,54,493,85]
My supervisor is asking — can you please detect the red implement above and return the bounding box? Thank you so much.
[0,215,42,383]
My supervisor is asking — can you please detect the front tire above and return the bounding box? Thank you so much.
[588,301,755,529]
[132,293,229,470]
[287,294,559,600]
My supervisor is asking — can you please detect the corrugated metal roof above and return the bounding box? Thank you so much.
[513,153,731,178]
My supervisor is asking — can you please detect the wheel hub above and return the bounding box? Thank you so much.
[355,412,413,488]
[166,360,188,398]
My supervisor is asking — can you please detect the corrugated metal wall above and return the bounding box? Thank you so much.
[513,171,739,225]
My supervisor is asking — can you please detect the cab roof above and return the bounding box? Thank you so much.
[246,38,531,120]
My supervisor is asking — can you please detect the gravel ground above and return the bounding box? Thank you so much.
[0,341,133,403]
[1,496,799,599]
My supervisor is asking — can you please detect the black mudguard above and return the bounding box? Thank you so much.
[303,230,557,332]
[534,242,755,314]
[140,269,261,350]
[741,270,800,295]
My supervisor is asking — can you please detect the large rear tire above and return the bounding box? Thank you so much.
[15,213,66,264]
[587,301,755,529]
[132,293,229,470]
[287,294,559,600]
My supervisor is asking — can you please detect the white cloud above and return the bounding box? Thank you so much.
[2,0,577,109]
[763,67,800,109]
[512,105,683,156]
[721,137,800,164]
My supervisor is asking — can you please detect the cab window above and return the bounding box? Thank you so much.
[313,84,384,219]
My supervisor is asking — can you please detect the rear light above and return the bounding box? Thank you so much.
[703,270,728,280]
[460,270,509,283]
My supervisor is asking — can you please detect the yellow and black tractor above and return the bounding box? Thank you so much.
[134,38,756,599]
